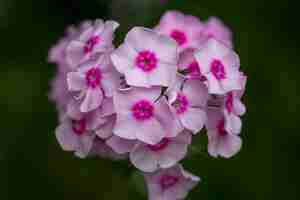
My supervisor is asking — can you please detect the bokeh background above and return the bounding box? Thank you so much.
[1,0,299,199]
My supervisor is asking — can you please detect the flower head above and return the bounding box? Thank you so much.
[144,165,200,200]
[111,27,178,88]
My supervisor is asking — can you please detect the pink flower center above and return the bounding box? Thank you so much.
[170,30,187,46]
[217,119,227,136]
[147,138,170,151]
[187,61,201,76]
[172,93,189,114]
[160,175,179,190]
[135,51,157,72]
[71,119,86,135]
[225,92,233,113]
[210,59,226,80]
[132,100,154,121]
[84,36,100,54]
[85,67,102,88]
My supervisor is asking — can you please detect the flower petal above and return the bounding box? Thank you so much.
[130,143,158,172]
[180,107,206,133]
[67,72,86,91]
[80,88,103,112]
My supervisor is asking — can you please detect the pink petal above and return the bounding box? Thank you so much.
[218,134,242,158]
[158,132,191,168]
[233,99,246,116]
[154,98,184,138]
[78,26,94,41]
[207,130,220,158]
[101,72,119,97]
[80,88,103,112]
[95,116,115,139]
[206,75,224,94]
[106,135,135,154]
[135,118,166,145]
[98,20,119,42]
[130,143,158,172]
[66,40,86,67]
[224,113,242,134]
[66,99,83,120]
[148,62,177,87]
[113,114,140,140]
[180,107,206,133]
[67,72,86,91]
[74,133,96,158]
[111,42,137,74]
[221,75,242,92]
[183,79,208,107]
[125,68,149,87]
[55,121,79,151]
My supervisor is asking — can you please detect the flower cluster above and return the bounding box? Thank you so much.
[49,11,247,199]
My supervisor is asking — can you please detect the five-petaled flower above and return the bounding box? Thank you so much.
[111,27,178,88]
[155,10,204,52]
[113,87,182,145]
[130,130,192,172]
[66,20,119,68]
[144,164,200,200]
[194,38,241,95]
[67,54,119,112]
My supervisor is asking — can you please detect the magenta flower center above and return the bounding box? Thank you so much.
[147,138,170,151]
[172,93,189,114]
[170,30,187,46]
[187,61,201,77]
[85,67,102,88]
[84,36,100,54]
[217,119,227,136]
[135,51,157,72]
[132,100,154,121]
[210,59,226,80]
[71,119,86,135]
[225,92,233,113]
[160,175,179,190]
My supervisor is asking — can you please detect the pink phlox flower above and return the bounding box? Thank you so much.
[66,19,119,68]
[130,130,192,172]
[178,49,206,80]
[194,38,241,95]
[144,164,200,200]
[111,27,178,88]
[154,10,204,52]
[55,114,96,158]
[67,53,119,112]
[167,75,208,133]
[200,17,233,48]
[205,110,242,158]
[113,87,183,145]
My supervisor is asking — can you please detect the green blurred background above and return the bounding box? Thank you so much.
[1,0,299,199]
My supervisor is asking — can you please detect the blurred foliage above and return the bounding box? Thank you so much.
[1,0,300,199]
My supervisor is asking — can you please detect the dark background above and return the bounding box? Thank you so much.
[1,0,299,199]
